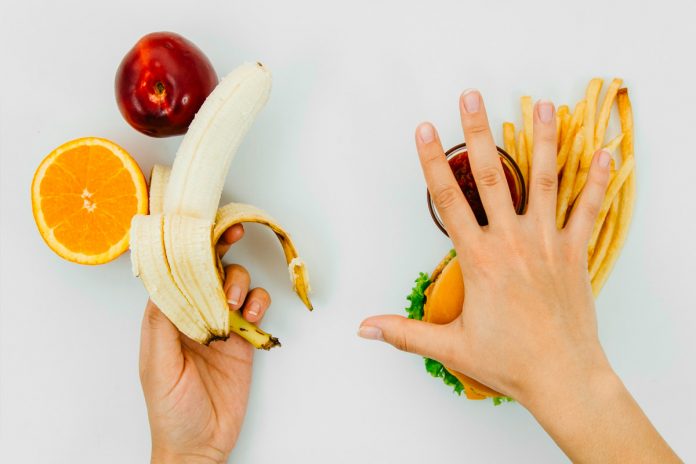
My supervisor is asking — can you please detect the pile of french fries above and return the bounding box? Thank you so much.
[502,78,635,296]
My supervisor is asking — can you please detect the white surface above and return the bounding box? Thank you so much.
[1,0,695,462]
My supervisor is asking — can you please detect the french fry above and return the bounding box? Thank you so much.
[570,172,584,205]
[591,88,635,295]
[590,193,619,278]
[517,129,528,188]
[557,105,569,120]
[602,133,624,154]
[617,88,634,159]
[556,100,586,174]
[557,105,569,151]
[521,96,534,163]
[503,122,517,162]
[561,111,571,151]
[588,156,635,255]
[594,78,623,149]
[556,112,561,149]
[556,131,585,228]
[571,79,604,204]
[583,78,603,159]
[592,173,634,295]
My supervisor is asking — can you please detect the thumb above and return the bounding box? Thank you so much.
[358,315,456,364]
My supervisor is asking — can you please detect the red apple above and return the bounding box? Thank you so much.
[115,32,218,137]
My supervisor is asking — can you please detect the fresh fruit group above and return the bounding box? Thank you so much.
[31,137,148,264]
[130,62,312,347]
[115,32,218,137]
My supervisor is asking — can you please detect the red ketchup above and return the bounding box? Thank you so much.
[449,151,521,226]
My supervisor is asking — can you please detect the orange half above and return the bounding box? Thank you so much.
[31,137,148,265]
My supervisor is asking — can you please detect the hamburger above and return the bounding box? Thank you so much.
[410,142,521,404]
[405,250,513,404]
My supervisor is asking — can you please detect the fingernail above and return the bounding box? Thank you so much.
[417,123,435,144]
[598,149,611,168]
[461,89,481,113]
[538,100,554,123]
[247,301,260,318]
[358,325,383,341]
[227,286,242,306]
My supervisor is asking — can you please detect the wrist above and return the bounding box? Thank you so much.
[515,348,619,415]
[522,362,621,417]
[151,446,228,464]
[517,358,680,462]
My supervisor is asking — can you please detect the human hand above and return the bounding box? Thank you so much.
[140,224,272,464]
[362,90,612,403]
[360,90,680,462]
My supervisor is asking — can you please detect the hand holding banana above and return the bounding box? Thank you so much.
[140,229,270,463]
[131,62,312,348]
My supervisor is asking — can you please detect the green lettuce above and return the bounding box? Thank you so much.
[405,258,513,405]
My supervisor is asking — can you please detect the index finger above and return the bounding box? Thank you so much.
[215,223,245,258]
[416,122,479,246]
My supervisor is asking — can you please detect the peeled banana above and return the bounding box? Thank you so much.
[130,62,312,348]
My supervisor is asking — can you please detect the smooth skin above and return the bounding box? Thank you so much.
[360,90,681,463]
[140,224,271,464]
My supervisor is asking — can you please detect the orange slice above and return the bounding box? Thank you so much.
[31,137,148,265]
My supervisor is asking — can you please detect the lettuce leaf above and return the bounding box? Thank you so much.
[404,267,513,405]
[425,357,465,395]
[405,272,430,321]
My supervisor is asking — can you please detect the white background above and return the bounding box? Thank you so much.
[1,0,695,462]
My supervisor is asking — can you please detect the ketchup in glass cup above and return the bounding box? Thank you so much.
[428,143,527,234]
